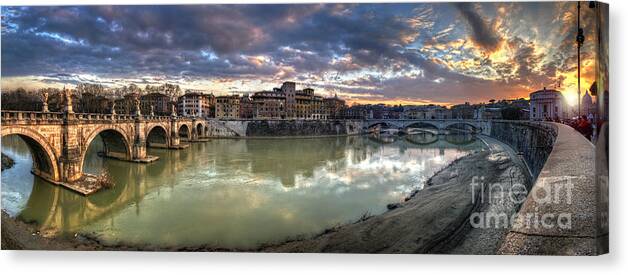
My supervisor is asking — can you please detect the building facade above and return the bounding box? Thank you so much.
[79,92,112,114]
[402,105,451,119]
[282,82,297,118]
[279,82,330,119]
[177,91,215,118]
[215,95,240,119]
[474,106,503,119]
[297,88,325,119]
[323,94,346,119]
[140,92,171,116]
[529,88,568,121]
[251,90,285,119]
[451,102,475,119]
[247,82,343,119]
[239,95,255,119]
[344,104,368,119]
[113,93,140,115]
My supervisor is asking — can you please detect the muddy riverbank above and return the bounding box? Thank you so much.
[1,137,529,252]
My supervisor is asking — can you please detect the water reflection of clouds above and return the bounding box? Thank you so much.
[285,147,469,193]
[3,135,484,248]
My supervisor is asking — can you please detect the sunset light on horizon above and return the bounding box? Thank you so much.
[1,2,598,105]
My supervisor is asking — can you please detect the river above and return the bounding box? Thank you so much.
[1,133,485,249]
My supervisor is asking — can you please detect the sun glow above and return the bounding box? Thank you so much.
[558,65,595,107]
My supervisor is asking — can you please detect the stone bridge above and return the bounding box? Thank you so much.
[362,119,491,134]
[207,118,489,137]
[1,110,209,192]
[210,119,364,137]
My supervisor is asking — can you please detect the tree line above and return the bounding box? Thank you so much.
[1,83,182,113]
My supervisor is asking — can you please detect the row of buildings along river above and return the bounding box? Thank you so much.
[2,81,601,122]
[125,81,346,119]
[110,84,602,122]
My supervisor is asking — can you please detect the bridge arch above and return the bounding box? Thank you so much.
[195,122,204,138]
[443,122,481,134]
[80,126,133,172]
[146,124,170,148]
[1,127,61,182]
[403,122,440,134]
[178,124,191,141]
[366,121,403,131]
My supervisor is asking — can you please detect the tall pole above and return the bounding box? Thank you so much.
[576,1,585,117]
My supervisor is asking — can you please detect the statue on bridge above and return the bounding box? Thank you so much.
[171,103,177,117]
[63,87,73,113]
[41,90,49,112]
[134,97,141,116]
[111,101,117,115]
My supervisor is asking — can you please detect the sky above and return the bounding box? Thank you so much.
[1,2,599,106]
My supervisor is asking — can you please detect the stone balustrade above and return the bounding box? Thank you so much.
[1,110,64,123]
[1,110,177,123]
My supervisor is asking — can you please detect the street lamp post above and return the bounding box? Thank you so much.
[576,1,585,117]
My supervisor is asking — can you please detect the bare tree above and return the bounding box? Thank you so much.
[1,88,42,111]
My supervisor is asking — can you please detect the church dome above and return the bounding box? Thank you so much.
[582,90,593,105]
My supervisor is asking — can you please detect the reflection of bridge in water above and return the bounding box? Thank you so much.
[364,119,489,135]
[367,133,482,156]
[16,140,202,235]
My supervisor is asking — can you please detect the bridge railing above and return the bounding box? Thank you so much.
[72,113,131,121]
[215,118,364,123]
[143,115,172,121]
[1,110,64,122]
[1,110,180,123]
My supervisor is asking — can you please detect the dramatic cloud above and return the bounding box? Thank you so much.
[454,3,503,53]
[1,2,600,105]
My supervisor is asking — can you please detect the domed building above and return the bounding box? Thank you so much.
[582,89,595,116]
[529,87,568,121]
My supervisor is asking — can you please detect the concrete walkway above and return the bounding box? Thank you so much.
[498,123,605,255]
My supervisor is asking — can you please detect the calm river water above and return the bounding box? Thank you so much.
[1,133,484,249]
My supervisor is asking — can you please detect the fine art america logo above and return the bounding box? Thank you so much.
[469,175,580,230]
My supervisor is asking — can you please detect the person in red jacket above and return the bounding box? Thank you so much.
[577,115,593,140]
